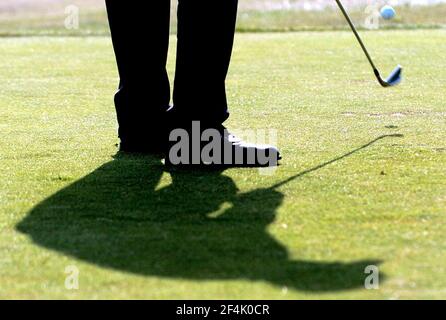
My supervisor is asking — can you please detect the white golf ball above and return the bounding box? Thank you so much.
[380,5,396,20]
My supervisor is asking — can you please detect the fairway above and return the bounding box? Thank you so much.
[1,30,446,299]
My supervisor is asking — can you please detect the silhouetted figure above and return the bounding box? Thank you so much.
[105,1,280,165]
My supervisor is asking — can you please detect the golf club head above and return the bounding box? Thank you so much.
[375,65,402,87]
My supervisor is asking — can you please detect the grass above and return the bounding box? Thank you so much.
[1,4,446,36]
[1,30,446,299]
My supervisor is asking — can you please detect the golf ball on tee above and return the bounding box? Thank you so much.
[380,5,396,20]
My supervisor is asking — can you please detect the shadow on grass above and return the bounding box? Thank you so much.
[16,135,402,292]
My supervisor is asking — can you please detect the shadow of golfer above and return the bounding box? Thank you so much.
[16,135,401,292]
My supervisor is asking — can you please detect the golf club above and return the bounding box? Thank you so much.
[335,0,402,87]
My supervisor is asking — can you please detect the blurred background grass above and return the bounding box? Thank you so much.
[0,0,445,36]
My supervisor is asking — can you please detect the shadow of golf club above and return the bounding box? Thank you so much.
[272,134,404,189]
[16,134,402,292]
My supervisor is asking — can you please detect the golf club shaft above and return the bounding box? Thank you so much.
[335,0,378,71]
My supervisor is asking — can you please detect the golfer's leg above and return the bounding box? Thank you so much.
[106,0,171,147]
[173,0,238,125]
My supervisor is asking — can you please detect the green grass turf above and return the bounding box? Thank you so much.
[1,30,446,299]
[1,4,445,36]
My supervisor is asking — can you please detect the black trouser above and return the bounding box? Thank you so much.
[105,0,238,144]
